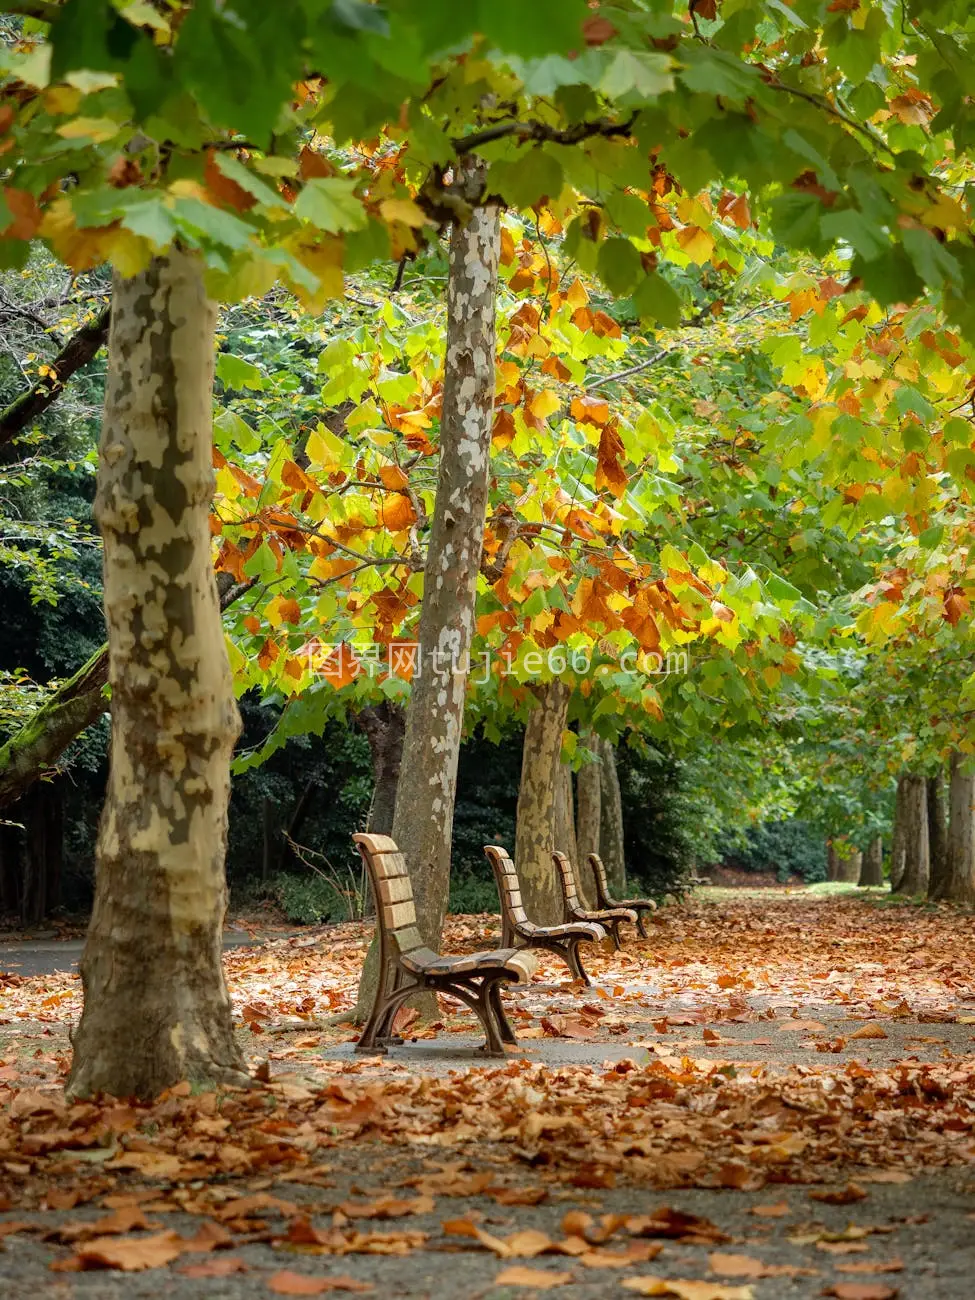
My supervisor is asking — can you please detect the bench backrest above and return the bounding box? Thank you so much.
[552,850,582,913]
[484,845,529,929]
[589,852,612,908]
[353,832,424,959]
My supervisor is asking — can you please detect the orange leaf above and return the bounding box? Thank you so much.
[494,1266,572,1290]
[267,1271,373,1294]
[595,424,628,500]
[380,493,417,532]
[379,464,410,490]
[204,151,257,212]
[2,186,42,239]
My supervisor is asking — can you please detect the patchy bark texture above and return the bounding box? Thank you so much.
[355,178,499,1017]
[516,680,571,926]
[892,772,930,897]
[859,837,884,886]
[927,768,949,900]
[67,251,247,1100]
[597,737,626,896]
[945,752,975,905]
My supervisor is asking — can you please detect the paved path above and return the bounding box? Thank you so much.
[0,930,260,976]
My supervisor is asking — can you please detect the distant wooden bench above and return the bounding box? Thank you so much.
[588,853,657,939]
[552,851,638,951]
[484,845,607,987]
[353,833,536,1057]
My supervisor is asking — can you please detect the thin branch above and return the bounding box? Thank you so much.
[453,114,637,156]
[0,305,110,448]
[586,347,673,390]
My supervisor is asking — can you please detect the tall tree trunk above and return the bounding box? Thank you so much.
[944,751,975,905]
[891,772,929,896]
[555,758,591,906]
[927,767,949,900]
[836,847,861,883]
[889,774,908,891]
[826,842,839,882]
[516,680,571,926]
[859,837,884,886]
[354,174,498,1018]
[597,737,626,896]
[357,701,405,836]
[576,743,601,906]
[67,250,247,1100]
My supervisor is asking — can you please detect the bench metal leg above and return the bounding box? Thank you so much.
[487,982,517,1045]
[636,910,649,939]
[563,938,591,986]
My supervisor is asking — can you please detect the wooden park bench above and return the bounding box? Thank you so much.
[353,832,536,1057]
[588,852,657,939]
[484,845,607,987]
[552,851,638,951]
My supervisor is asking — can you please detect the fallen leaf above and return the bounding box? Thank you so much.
[822,1285,898,1300]
[708,1252,816,1279]
[809,1182,868,1205]
[837,1260,904,1275]
[267,1272,373,1294]
[622,1278,754,1299]
[178,1256,249,1277]
[848,1024,888,1041]
[54,1230,184,1272]
[750,1202,790,1217]
[494,1265,572,1289]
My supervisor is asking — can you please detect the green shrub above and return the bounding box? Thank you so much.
[449,872,501,915]
[264,872,354,925]
[717,818,826,883]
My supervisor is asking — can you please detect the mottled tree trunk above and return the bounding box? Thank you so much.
[357,702,405,837]
[889,773,908,891]
[859,837,884,886]
[517,680,571,926]
[892,772,929,897]
[597,737,626,896]
[927,767,949,900]
[354,176,498,1018]
[68,251,247,1099]
[944,751,975,905]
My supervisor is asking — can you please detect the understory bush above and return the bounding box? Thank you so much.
[716,818,826,883]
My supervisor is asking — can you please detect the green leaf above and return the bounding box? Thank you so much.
[766,573,803,604]
[631,272,682,327]
[293,177,368,233]
[478,0,589,57]
[213,153,288,210]
[597,237,642,297]
[489,150,564,210]
[214,407,260,454]
[599,49,673,100]
[215,353,263,391]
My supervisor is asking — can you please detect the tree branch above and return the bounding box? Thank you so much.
[0,305,110,448]
[453,114,637,156]
[2,0,60,20]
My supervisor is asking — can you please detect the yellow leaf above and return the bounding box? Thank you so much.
[43,85,81,114]
[565,277,589,309]
[379,197,428,227]
[305,423,345,472]
[529,389,561,420]
[676,224,715,265]
[105,228,152,277]
[56,116,122,143]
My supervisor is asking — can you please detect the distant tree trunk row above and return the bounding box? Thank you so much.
[886,757,975,903]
